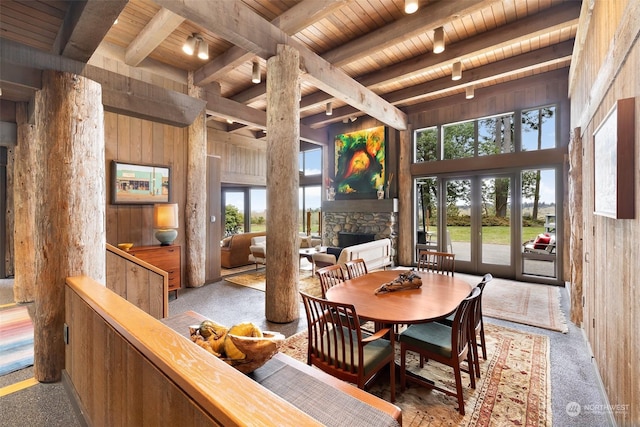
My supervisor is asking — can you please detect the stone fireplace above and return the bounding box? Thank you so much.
[321,199,398,264]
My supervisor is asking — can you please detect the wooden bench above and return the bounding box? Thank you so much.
[64,276,401,426]
[163,311,402,425]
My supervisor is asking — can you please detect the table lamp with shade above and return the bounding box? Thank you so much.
[153,203,179,246]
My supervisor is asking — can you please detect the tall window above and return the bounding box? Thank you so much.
[443,120,475,159]
[478,113,515,156]
[299,186,321,234]
[521,106,556,151]
[415,127,438,162]
[300,148,322,176]
[415,111,531,162]
[223,190,245,236]
[250,188,266,232]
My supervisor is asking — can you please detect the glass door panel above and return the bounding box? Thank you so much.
[480,176,512,268]
[415,177,439,261]
[521,168,557,278]
[445,179,471,263]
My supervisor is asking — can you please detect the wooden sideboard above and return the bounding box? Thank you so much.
[129,245,180,297]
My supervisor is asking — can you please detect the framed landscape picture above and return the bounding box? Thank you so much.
[333,126,386,198]
[593,97,635,219]
[111,161,171,205]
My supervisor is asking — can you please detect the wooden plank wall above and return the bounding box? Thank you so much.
[105,243,168,319]
[64,275,322,427]
[91,48,190,290]
[207,127,267,186]
[104,112,188,285]
[569,0,639,424]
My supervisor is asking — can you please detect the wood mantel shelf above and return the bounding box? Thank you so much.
[322,198,398,213]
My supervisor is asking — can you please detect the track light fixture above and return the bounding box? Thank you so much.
[182,35,197,55]
[452,61,462,81]
[252,61,261,84]
[197,39,209,60]
[325,102,333,116]
[433,27,445,54]
[404,0,418,14]
[466,86,475,99]
[183,34,208,60]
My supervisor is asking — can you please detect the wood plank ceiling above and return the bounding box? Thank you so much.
[0,0,580,134]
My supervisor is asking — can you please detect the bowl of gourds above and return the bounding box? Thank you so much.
[190,319,285,374]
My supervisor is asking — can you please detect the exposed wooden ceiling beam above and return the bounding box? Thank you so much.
[0,39,204,128]
[194,0,350,86]
[59,0,129,62]
[384,40,575,105]
[302,41,574,128]
[322,0,498,67]
[155,0,407,130]
[300,1,580,112]
[204,92,327,145]
[125,8,185,67]
[359,2,580,90]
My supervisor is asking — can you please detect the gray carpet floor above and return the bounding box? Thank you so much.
[0,275,616,426]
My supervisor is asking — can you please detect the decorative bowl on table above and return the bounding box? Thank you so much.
[223,331,285,373]
[117,242,134,251]
[190,320,285,374]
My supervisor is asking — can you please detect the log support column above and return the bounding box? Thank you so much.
[185,74,207,287]
[568,127,583,325]
[265,45,300,323]
[13,103,39,303]
[397,125,413,266]
[35,70,106,382]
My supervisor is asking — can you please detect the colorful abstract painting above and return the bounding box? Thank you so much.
[334,126,385,196]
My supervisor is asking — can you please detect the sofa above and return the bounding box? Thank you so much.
[312,238,393,272]
[220,231,266,268]
[248,233,322,269]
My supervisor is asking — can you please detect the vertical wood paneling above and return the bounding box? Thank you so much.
[207,127,267,186]
[105,111,188,292]
[570,0,639,423]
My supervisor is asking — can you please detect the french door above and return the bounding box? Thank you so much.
[415,170,560,283]
[443,175,514,277]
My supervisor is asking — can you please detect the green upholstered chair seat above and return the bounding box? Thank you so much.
[399,322,453,358]
[320,328,393,376]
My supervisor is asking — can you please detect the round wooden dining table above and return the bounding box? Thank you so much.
[324,269,472,325]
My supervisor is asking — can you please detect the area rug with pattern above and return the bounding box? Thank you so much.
[0,305,35,376]
[280,322,551,427]
[456,273,568,333]
[225,270,323,298]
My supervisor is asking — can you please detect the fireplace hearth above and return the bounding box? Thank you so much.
[338,232,376,248]
[320,198,398,264]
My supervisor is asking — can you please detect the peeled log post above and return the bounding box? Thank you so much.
[35,71,106,382]
[265,45,301,323]
[397,126,413,266]
[186,80,207,287]
[568,127,583,326]
[13,103,39,303]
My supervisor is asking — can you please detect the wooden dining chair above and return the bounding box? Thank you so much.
[399,287,480,415]
[470,273,493,373]
[417,250,455,276]
[316,264,345,298]
[300,291,396,402]
[344,258,368,280]
[438,273,493,378]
